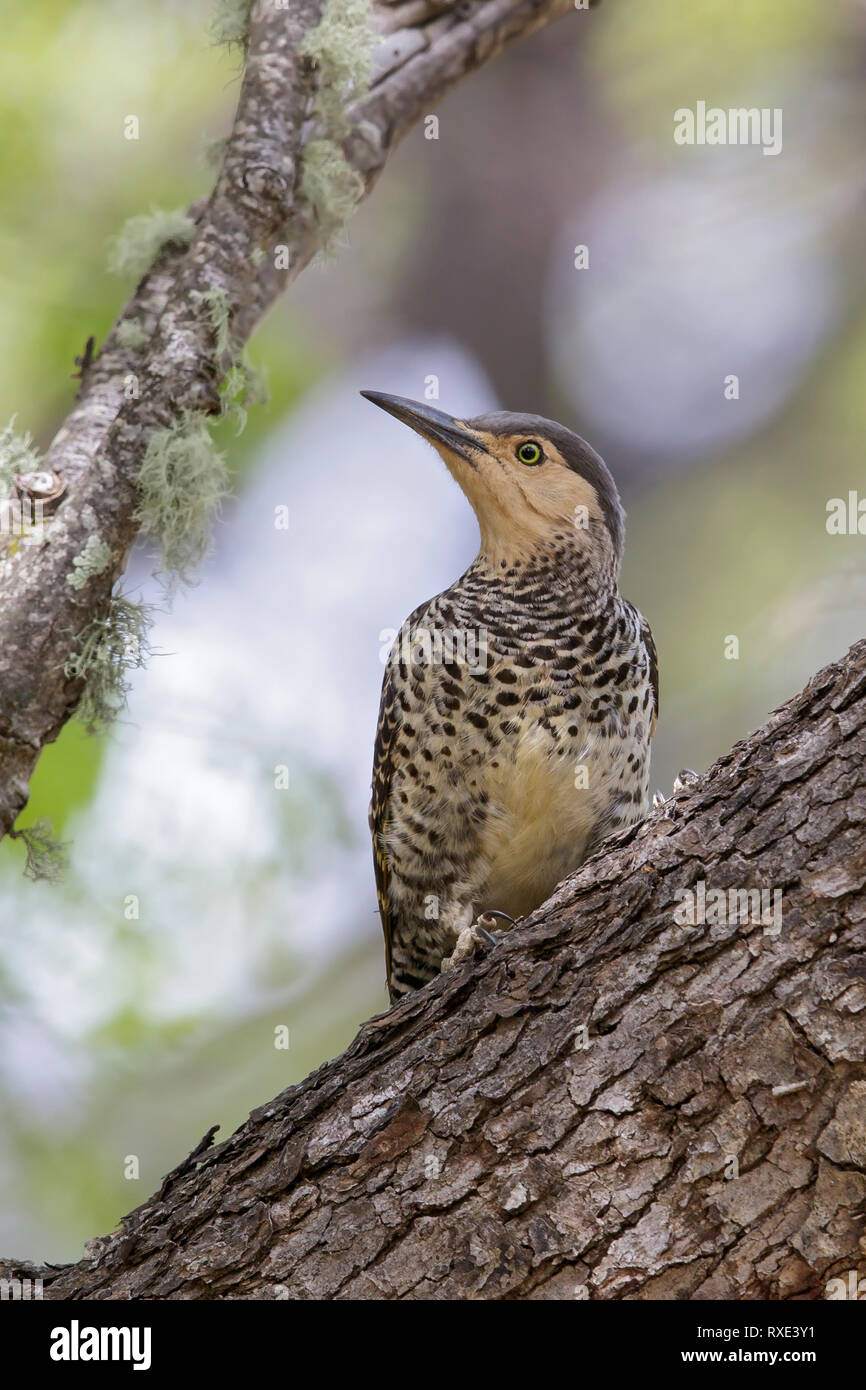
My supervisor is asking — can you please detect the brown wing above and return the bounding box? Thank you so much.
[369,601,430,992]
[641,612,659,735]
[369,656,401,989]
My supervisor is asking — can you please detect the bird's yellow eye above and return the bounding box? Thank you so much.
[517,440,543,465]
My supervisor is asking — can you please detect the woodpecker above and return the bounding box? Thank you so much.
[362,392,658,1002]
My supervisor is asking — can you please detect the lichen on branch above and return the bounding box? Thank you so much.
[67,534,114,591]
[65,595,152,732]
[0,418,41,495]
[191,286,234,361]
[135,412,229,585]
[301,0,376,133]
[107,208,196,281]
[299,0,375,249]
[192,286,268,433]
[300,140,366,252]
[115,319,149,352]
[9,819,68,883]
[210,0,254,51]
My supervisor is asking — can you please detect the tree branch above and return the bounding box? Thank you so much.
[3,639,864,1299]
[0,0,583,842]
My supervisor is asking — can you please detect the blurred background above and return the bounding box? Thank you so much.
[1,0,865,1262]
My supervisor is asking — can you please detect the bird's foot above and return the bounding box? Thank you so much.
[653,770,699,819]
[441,911,514,973]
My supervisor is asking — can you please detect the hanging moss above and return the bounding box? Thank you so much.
[192,286,234,360]
[65,595,152,732]
[191,286,267,433]
[0,417,41,494]
[300,140,365,253]
[301,0,375,134]
[10,819,69,884]
[299,0,375,250]
[135,412,229,585]
[107,208,195,281]
[210,0,253,50]
[220,356,268,436]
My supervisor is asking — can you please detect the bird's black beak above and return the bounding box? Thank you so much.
[360,391,485,464]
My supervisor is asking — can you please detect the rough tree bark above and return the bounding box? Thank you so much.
[0,0,585,842]
[3,639,864,1300]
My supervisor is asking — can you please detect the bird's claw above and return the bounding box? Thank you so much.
[652,789,667,809]
[672,767,700,793]
[474,919,498,947]
[441,911,512,972]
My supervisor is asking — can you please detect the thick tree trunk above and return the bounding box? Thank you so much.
[4,640,864,1300]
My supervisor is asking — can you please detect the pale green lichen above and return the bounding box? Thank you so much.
[11,819,68,884]
[192,286,233,360]
[67,533,114,590]
[300,140,365,252]
[299,0,375,250]
[202,134,229,170]
[116,318,149,352]
[135,412,229,584]
[192,286,267,433]
[107,208,195,280]
[65,595,152,731]
[220,355,268,436]
[0,417,41,494]
[210,0,253,50]
[301,0,376,134]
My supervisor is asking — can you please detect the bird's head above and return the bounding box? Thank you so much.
[361,391,624,579]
